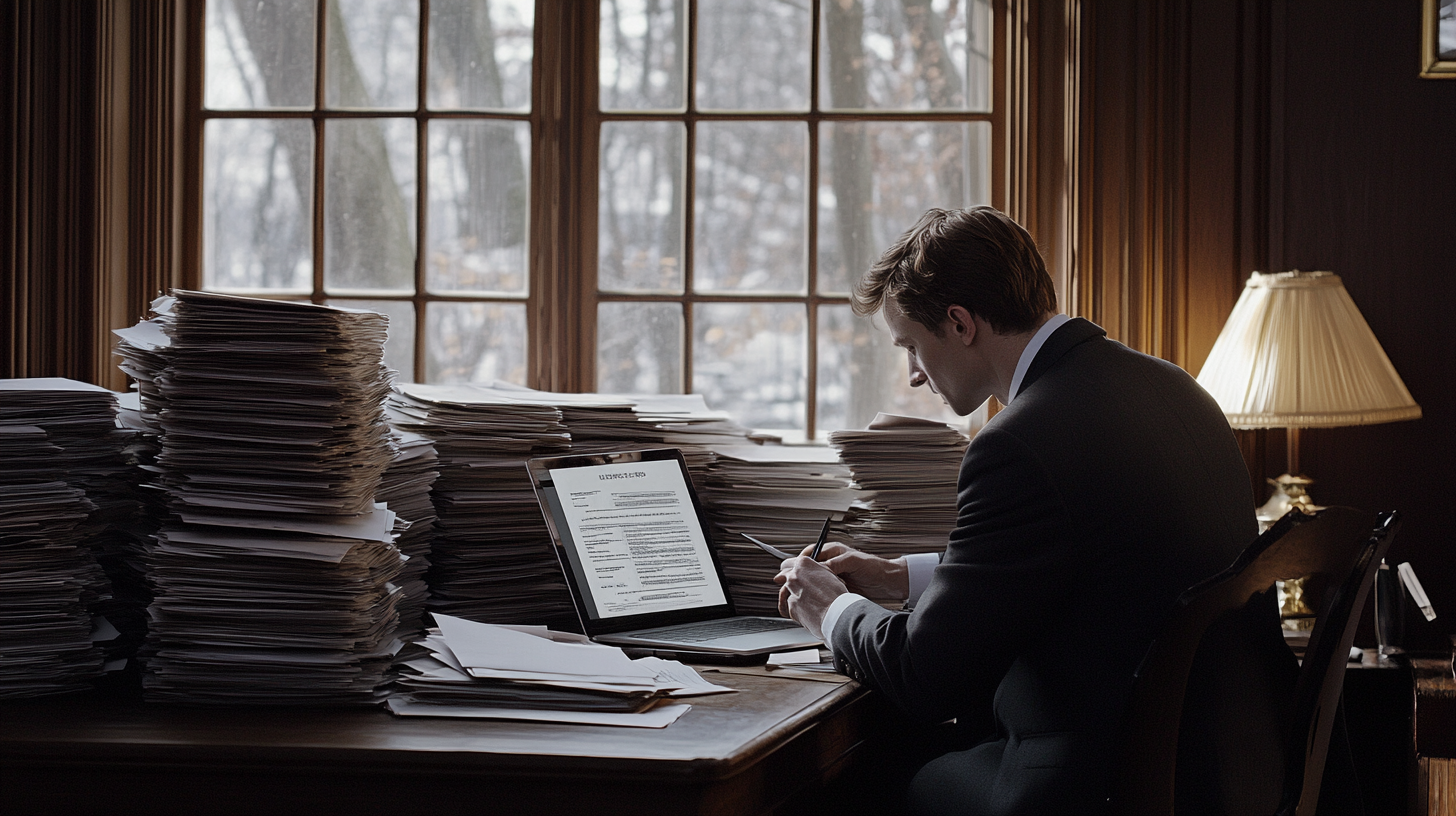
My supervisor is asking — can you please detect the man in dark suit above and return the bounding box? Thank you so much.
[777,207,1295,814]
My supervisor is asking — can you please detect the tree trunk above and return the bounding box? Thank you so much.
[901,0,966,203]
[231,0,414,290]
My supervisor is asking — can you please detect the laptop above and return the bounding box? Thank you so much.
[526,447,821,658]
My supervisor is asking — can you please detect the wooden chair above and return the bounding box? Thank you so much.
[1107,506,1401,815]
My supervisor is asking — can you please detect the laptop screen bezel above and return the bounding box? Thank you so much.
[526,447,740,636]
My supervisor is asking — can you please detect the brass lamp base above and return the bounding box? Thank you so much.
[1259,474,1323,631]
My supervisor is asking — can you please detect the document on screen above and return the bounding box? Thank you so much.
[548,459,726,618]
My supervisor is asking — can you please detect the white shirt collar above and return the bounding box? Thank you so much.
[1005,314,1071,405]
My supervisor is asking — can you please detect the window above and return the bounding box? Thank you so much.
[196,0,996,439]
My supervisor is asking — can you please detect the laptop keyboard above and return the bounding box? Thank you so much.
[640,617,802,643]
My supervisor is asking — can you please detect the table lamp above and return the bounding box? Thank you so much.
[1196,270,1421,624]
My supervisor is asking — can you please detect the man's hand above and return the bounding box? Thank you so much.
[804,541,910,602]
[775,557,848,640]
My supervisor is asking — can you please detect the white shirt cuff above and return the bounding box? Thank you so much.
[903,552,940,607]
[820,592,869,651]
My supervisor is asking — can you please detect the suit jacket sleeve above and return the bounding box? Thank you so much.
[830,424,1078,725]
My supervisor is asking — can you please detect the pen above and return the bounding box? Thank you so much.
[808,515,832,561]
[743,516,833,562]
[742,533,794,560]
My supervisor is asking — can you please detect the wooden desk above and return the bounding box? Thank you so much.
[0,671,877,816]
[1342,652,1456,816]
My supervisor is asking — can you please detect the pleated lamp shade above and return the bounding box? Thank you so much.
[1196,271,1421,429]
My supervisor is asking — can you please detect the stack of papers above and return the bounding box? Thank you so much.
[623,393,754,449]
[390,614,729,727]
[482,384,749,470]
[829,413,969,559]
[113,330,179,659]
[388,383,577,629]
[699,445,856,615]
[128,291,405,705]
[0,481,110,699]
[388,384,752,630]
[0,379,138,686]
[378,430,440,640]
[0,423,111,698]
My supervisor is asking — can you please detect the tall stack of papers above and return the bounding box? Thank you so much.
[114,313,181,660]
[0,426,110,698]
[378,430,439,640]
[0,496,109,698]
[390,614,725,727]
[0,378,137,673]
[130,290,404,705]
[829,413,969,559]
[388,383,577,629]
[698,445,856,616]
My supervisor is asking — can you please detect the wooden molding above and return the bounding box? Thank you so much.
[528,0,596,393]
[1,0,186,386]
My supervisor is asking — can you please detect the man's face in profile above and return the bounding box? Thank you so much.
[885,301,986,416]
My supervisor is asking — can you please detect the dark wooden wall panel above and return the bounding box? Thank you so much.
[2,0,101,382]
[1268,0,1456,649]
[1183,0,1242,373]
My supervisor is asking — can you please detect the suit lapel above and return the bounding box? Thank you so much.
[1017,318,1106,395]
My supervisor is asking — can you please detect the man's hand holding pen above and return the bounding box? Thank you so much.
[774,551,846,641]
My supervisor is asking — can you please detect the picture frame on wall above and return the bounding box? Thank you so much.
[1422,0,1456,77]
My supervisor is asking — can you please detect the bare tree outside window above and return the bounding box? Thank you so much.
[197,0,994,435]
[598,0,991,438]
[200,0,532,383]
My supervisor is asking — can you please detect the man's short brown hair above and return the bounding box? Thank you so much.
[851,206,1057,335]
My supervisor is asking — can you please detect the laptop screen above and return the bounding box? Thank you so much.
[528,449,736,633]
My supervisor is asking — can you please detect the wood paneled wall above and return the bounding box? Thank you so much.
[4,1,105,383]
[1056,0,1454,648]
[1,0,185,389]
[1267,0,1455,650]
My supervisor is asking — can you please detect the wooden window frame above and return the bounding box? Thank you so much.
[175,0,1008,440]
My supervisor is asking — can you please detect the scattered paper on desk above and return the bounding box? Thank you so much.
[391,616,733,721]
[634,657,735,696]
[386,698,691,728]
[767,649,822,665]
[434,614,656,684]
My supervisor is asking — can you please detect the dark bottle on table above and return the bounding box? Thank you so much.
[1374,559,1404,657]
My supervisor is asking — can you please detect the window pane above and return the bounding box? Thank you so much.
[600,0,686,111]
[425,302,526,384]
[818,120,990,294]
[597,302,683,394]
[693,121,806,294]
[326,0,419,110]
[693,303,804,430]
[324,119,416,292]
[427,121,530,294]
[428,0,534,111]
[599,121,685,293]
[696,0,810,111]
[820,0,992,112]
[817,305,964,436]
[205,0,316,109]
[327,298,416,380]
[203,119,312,291]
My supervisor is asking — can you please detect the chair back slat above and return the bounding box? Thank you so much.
[1108,506,1397,816]
[1283,510,1399,816]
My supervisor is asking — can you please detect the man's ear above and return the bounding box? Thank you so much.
[945,304,978,346]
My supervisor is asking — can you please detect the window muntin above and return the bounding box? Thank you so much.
[598,0,992,439]
[200,0,533,384]
[198,0,994,437]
